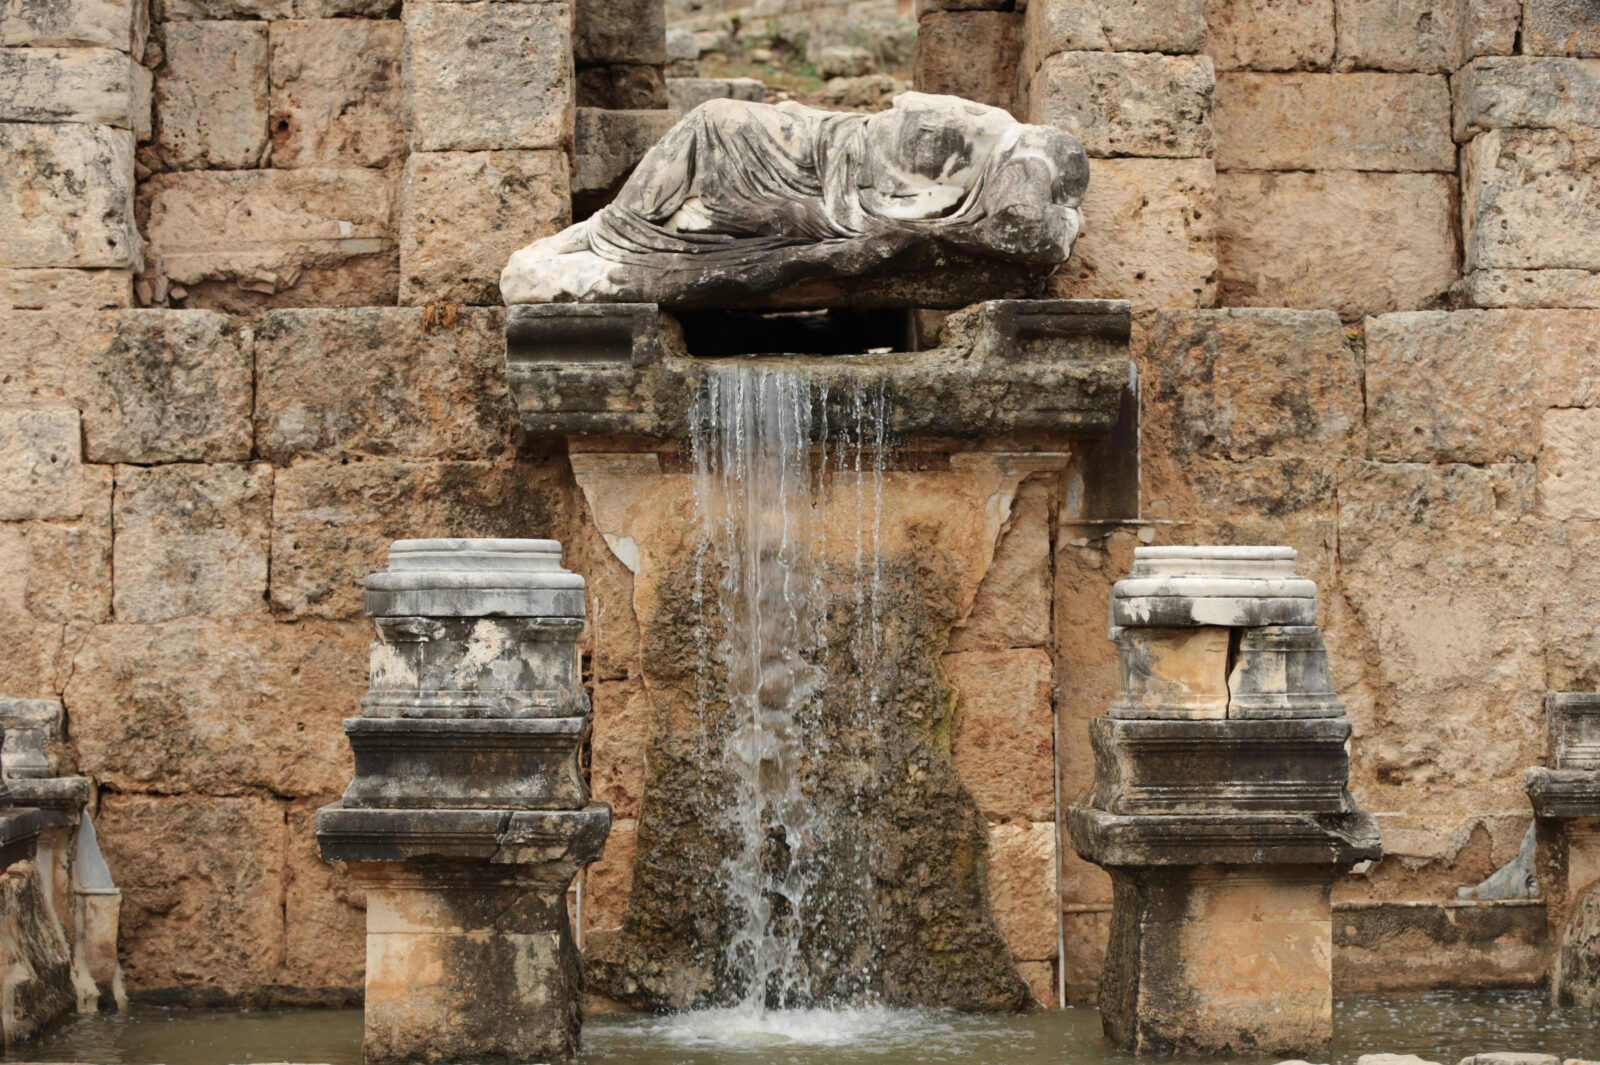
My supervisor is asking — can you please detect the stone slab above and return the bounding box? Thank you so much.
[340,716,589,810]
[1464,128,1600,273]
[268,18,403,169]
[253,306,515,460]
[1215,73,1452,171]
[1529,767,1600,819]
[0,407,82,521]
[1029,51,1213,158]
[664,75,762,112]
[1218,170,1456,318]
[1202,0,1334,72]
[1458,269,1600,308]
[0,46,146,127]
[1365,310,1600,463]
[143,167,398,310]
[399,150,569,307]
[66,619,368,797]
[946,475,1051,652]
[1454,57,1600,141]
[1047,157,1218,309]
[315,803,610,864]
[153,19,268,169]
[1525,0,1600,56]
[986,821,1058,962]
[1334,0,1519,72]
[913,10,1020,110]
[0,123,135,269]
[1541,409,1600,520]
[1024,0,1206,55]
[403,1,572,152]
[573,108,677,202]
[112,462,271,622]
[0,268,130,309]
[947,649,1054,823]
[573,0,663,64]
[1068,806,1382,867]
[283,805,364,995]
[362,538,585,620]
[0,310,252,463]
[0,466,112,627]
[1,0,147,53]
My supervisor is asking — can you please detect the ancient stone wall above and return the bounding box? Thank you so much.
[1,0,1598,1011]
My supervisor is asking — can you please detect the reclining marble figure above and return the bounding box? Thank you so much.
[500,92,1089,307]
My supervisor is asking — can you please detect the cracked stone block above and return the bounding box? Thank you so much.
[1525,0,1600,56]
[1334,0,1518,72]
[1453,57,1600,141]
[268,19,402,169]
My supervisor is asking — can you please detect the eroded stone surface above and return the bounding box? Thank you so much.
[0,310,252,463]
[1454,57,1600,141]
[0,268,130,309]
[573,108,678,206]
[582,816,636,935]
[1525,0,1600,56]
[590,679,648,820]
[579,65,668,110]
[268,19,402,169]
[66,618,368,796]
[143,167,398,310]
[0,46,146,127]
[1202,0,1333,71]
[270,459,569,619]
[1048,157,1218,309]
[1214,73,1452,171]
[153,20,268,169]
[96,794,288,998]
[1024,0,1206,55]
[0,407,82,521]
[283,805,364,995]
[1464,129,1600,273]
[112,463,271,622]
[986,821,1058,961]
[1,0,147,52]
[1029,52,1213,158]
[1334,0,1519,71]
[913,10,1019,110]
[403,1,573,152]
[0,123,135,269]
[947,476,1052,652]
[1218,170,1456,318]
[574,0,664,64]
[1365,310,1600,463]
[1541,410,1600,520]
[254,307,515,461]
[947,649,1054,822]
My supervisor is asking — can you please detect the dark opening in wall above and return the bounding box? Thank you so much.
[676,307,915,356]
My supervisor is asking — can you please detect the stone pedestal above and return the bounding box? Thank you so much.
[317,539,609,1065]
[1070,546,1379,1056]
[1527,693,1600,1003]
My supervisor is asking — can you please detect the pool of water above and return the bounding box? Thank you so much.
[7,991,1599,1065]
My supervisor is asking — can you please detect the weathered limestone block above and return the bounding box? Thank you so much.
[143,167,398,309]
[946,649,1054,822]
[1,268,130,309]
[1525,0,1600,56]
[1542,523,1600,691]
[913,10,1019,110]
[1462,269,1600,307]
[1218,170,1455,318]
[1214,73,1452,172]
[0,46,148,128]
[65,618,368,795]
[987,821,1059,962]
[0,123,135,269]
[1024,0,1205,55]
[1541,409,1600,521]
[1464,129,1600,273]
[1135,309,1361,462]
[663,75,761,112]
[0,465,112,625]
[1334,0,1518,72]
[154,0,289,19]
[1049,157,1218,309]
[112,463,271,622]
[270,459,568,619]
[589,679,647,820]
[573,108,676,207]
[1202,0,1333,71]
[1365,310,1600,463]
[1029,52,1214,158]
[577,64,667,110]
[581,816,634,935]
[284,805,364,995]
[96,794,286,998]
[1337,462,1543,816]
[947,476,1051,651]
[268,19,403,169]
[0,696,62,778]
[0,859,76,1040]
[0,311,251,463]
[1333,898,1550,993]
[153,19,268,169]
[0,407,82,521]
[573,0,663,65]
[403,1,573,152]
[1105,627,1231,719]
[1,0,147,52]
[1454,57,1600,141]
[254,307,515,460]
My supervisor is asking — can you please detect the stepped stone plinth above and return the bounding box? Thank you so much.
[317,539,608,1065]
[1070,546,1380,1056]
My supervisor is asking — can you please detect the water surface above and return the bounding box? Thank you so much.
[8,991,1600,1065]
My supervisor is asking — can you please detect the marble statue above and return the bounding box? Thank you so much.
[500,92,1089,307]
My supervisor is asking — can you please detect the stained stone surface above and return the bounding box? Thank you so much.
[913,10,1020,110]
[268,19,403,169]
[1,0,148,52]
[1023,0,1207,54]
[1334,0,1519,72]
[1028,52,1214,159]
[0,46,147,128]
[0,268,130,310]
[1464,128,1600,272]
[1214,73,1453,171]
[153,20,268,169]
[1524,0,1600,56]
[502,94,1088,308]
[0,407,82,522]
[1453,57,1600,141]
[0,123,135,269]
[1202,0,1334,71]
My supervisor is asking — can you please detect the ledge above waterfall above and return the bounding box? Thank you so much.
[502,298,1133,440]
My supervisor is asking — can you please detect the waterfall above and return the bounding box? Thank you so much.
[688,363,891,1012]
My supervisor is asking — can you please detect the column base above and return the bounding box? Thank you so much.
[1099,865,1338,1056]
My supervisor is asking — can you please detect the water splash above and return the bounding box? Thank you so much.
[688,363,891,1013]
